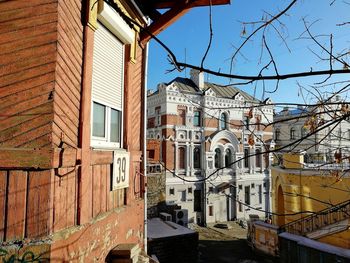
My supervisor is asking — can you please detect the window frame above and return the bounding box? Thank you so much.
[244,148,250,168]
[91,99,123,149]
[225,148,232,168]
[275,128,280,141]
[193,110,201,126]
[220,112,227,130]
[193,146,201,169]
[290,127,296,140]
[214,148,222,168]
[90,13,131,149]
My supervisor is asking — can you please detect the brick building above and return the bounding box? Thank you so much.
[147,70,275,224]
[0,0,229,261]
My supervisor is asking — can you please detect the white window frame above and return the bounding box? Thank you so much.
[91,100,122,149]
[90,3,133,149]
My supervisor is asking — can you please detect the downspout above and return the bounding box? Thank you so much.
[143,40,149,253]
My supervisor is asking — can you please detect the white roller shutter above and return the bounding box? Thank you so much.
[92,22,124,111]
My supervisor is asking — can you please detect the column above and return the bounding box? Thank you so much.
[186,142,190,176]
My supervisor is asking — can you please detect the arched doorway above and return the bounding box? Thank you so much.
[277,185,285,226]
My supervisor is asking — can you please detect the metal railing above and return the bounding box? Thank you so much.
[279,199,350,236]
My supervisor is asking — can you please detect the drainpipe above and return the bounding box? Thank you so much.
[143,40,149,253]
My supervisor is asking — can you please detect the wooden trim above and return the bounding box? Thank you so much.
[140,1,190,45]
[139,0,231,44]
[144,0,231,9]
[0,148,80,169]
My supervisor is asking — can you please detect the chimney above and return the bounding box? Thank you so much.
[190,69,204,90]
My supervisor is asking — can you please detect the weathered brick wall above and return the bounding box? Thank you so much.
[147,172,166,218]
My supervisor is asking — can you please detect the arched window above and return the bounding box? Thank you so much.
[215,148,221,168]
[290,128,296,140]
[193,147,201,169]
[275,129,280,141]
[220,113,227,130]
[225,148,232,167]
[178,147,185,169]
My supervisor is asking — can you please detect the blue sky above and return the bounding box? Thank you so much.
[146,0,350,107]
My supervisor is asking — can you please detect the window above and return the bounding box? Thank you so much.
[193,111,201,126]
[301,127,307,137]
[255,149,261,167]
[220,113,227,129]
[275,129,280,141]
[238,185,243,190]
[155,107,161,126]
[209,205,213,216]
[225,148,232,168]
[193,147,201,169]
[244,148,249,168]
[244,186,250,205]
[91,22,126,148]
[180,190,186,201]
[290,128,296,140]
[148,150,155,159]
[244,116,250,129]
[188,187,193,194]
[178,147,186,169]
[169,188,175,195]
[215,148,222,168]
[258,185,262,204]
[178,108,186,125]
[194,190,202,212]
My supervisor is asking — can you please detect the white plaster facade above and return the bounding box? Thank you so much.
[147,70,274,223]
[274,96,350,164]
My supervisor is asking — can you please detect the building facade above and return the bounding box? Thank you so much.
[271,153,350,249]
[0,0,229,261]
[147,70,274,224]
[274,96,350,164]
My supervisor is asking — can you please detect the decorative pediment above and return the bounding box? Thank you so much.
[205,88,216,97]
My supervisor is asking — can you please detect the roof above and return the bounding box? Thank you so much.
[275,108,308,117]
[170,77,260,103]
[147,218,196,239]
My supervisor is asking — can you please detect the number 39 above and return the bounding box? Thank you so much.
[116,157,126,183]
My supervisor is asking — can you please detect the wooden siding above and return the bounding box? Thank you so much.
[0,0,58,148]
[91,154,126,217]
[125,45,144,151]
[0,170,51,242]
[53,0,83,147]
[53,168,77,232]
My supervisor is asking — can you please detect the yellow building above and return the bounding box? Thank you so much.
[271,153,350,249]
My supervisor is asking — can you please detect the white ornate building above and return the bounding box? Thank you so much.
[147,70,274,224]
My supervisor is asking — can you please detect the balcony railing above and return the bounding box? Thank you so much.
[279,199,350,236]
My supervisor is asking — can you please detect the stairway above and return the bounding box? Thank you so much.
[279,199,350,236]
